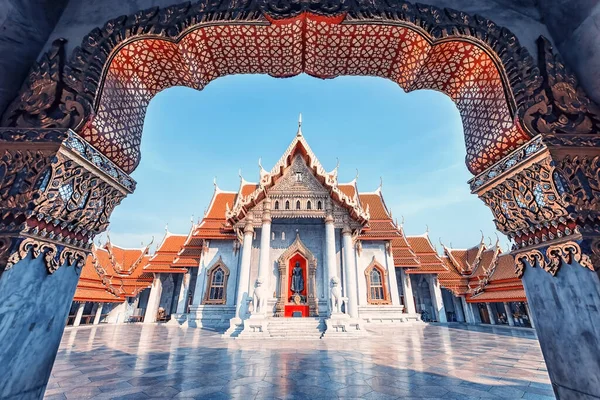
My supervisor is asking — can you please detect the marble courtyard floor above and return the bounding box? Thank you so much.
[44,324,554,400]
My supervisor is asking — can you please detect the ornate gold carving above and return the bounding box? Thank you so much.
[514,250,545,277]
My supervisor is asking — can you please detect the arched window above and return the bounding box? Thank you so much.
[274,201,279,210]
[296,200,301,210]
[204,259,230,305]
[365,260,390,305]
[285,200,290,210]
[307,201,312,210]
[317,201,322,210]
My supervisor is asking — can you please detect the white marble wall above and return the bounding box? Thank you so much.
[193,240,241,308]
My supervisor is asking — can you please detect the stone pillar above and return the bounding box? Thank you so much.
[176,270,191,314]
[453,296,465,322]
[470,303,482,323]
[385,242,402,306]
[144,274,163,324]
[256,199,272,310]
[93,303,104,325]
[324,213,338,315]
[235,217,254,319]
[524,302,535,329]
[341,225,358,318]
[461,297,473,324]
[428,275,447,323]
[485,303,496,325]
[73,302,85,327]
[503,302,515,326]
[400,268,417,314]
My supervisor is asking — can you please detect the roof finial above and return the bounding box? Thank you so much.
[425,224,429,233]
[190,215,194,225]
[164,223,169,233]
[479,230,485,244]
[297,113,303,137]
[213,176,218,190]
[355,169,359,181]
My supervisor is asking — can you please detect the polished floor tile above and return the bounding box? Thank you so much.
[45,324,554,399]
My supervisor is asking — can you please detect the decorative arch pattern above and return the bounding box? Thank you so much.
[365,258,391,305]
[275,233,318,317]
[1,0,542,177]
[203,256,230,305]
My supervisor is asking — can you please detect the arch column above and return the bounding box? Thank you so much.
[0,128,131,399]
[254,199,271,315]
[473,39,600,397]
[73,302,85,327]
[93,303,104,325]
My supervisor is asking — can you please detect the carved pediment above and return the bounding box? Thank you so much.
[270,154,329,195]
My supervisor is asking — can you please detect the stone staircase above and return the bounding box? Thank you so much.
[266,317,326,339]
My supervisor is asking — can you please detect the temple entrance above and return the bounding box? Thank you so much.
[285,254,309,317]
[275,234,318,317]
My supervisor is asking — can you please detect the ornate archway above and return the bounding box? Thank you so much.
[275,233,318,317]
[0,1,599,399]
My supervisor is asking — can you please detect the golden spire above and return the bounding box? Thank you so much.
[297,113,303,137]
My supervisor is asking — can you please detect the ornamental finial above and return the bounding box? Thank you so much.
[297,113,303,137]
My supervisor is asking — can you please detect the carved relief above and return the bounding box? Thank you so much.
[520,37,600,138]
[515,241,596,278]
[3,237,86,274]
[478,153,570,241]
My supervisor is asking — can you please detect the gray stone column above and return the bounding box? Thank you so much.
[256,199,272,300]
[176,270,191,314]
[486,303,496,325]
[324,213,338,315]
[341,225,358,318]
[524,302,535,328]
[504,302,515,326]
[428,275,447,323]
[144,274,163,324]
[400,269,417,314]
[73,302,85,327]
[453,296,465,322]
[470,303,482,323]
[384,242,402,306]
[93,304,104,325]
[235,217,254,319]
[461,297,473,323]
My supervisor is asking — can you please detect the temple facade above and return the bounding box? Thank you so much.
[67,124,534,335]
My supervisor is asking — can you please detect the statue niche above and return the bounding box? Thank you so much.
[275,233,318,317]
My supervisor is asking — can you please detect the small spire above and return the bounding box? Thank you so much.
[164,223,169,233]
[297,113,303,137]
[425,224,429,233]
[355,169,359,181]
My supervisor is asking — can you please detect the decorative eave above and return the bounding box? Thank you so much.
[105,233,152,276]
[225,130,370,225]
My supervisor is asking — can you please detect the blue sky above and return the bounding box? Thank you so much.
[104,73,509,252]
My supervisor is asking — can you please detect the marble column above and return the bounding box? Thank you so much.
[428,275,447,323]
[400,268,417,314]
[73,302,85,327]
[470,303,482,323]
[504,302,515,326]
[486,303,497,325]
[524,302,535,328]
[341,225,358,318]
[384,243,401,306]
[453,296,465,322]
[93,303,104,325]
[461,297,473,324]
[324,213,338,315]
[256,199,272,310]
[235,217,254,319]
[144,274,163,324]
[176,270,191,314]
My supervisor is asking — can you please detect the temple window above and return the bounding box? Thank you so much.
[295,172,302,182]
[203,260,230,305]
[296,200,301,210]
[282,232,285,240]
[285,200,290,210]
[272,232,275,241]
[365,261,390,305]
[317,201,322,210]
[274,201,279,210]
[307,201,312,210]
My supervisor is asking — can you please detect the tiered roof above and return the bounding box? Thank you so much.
[405,233,447,273]
[73,240,154,302]
[145,230,191,273]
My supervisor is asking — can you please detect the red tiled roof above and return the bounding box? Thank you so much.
[405,235,446,274]
[145,233,188,274]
